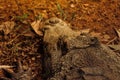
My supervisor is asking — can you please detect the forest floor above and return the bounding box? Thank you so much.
[0,0,120,80]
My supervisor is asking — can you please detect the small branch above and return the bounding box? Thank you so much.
[0,65,14,69]
[107,37,117,45]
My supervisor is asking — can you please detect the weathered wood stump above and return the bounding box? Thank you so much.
[41,17,120,80]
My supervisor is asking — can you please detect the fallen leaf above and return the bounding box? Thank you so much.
[101,34,110,42]
[108,45,120,51]
[0,21,15,35]
[31,20,43,36]
[90,31,101,37]
[80,29,90,34]
[113,27,120,38]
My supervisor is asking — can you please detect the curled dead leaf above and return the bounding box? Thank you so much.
[31,20,43,36]
[0,21,15,35]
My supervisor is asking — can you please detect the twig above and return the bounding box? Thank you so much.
[113,27,120,38]
[0,65,14,69]
[107,37,117,45]
[7,28,30,44]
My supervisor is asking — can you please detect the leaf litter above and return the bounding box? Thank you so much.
[0,21,15,35]
[0,0,120,80]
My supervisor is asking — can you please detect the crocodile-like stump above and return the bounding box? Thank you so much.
[41,17,120,80]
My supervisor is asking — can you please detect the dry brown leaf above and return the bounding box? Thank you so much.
[0,21,15,35]
[101,34,110,42]
[108,45,120,51]
[80,29,90,34]
[31,20,43,36]
[114,27,120,38]
[117,29,120,38]
[90,31,101,37]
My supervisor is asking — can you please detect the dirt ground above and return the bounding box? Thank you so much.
[0,0,120,80]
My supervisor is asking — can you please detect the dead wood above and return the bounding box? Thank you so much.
[0,60,32,80]
[41,17,120,80]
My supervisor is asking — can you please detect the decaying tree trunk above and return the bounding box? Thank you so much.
[41,17,120,80]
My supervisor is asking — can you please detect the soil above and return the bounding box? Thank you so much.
[0,0,120,80]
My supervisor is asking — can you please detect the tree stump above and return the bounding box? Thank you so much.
[41,17,120,80]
